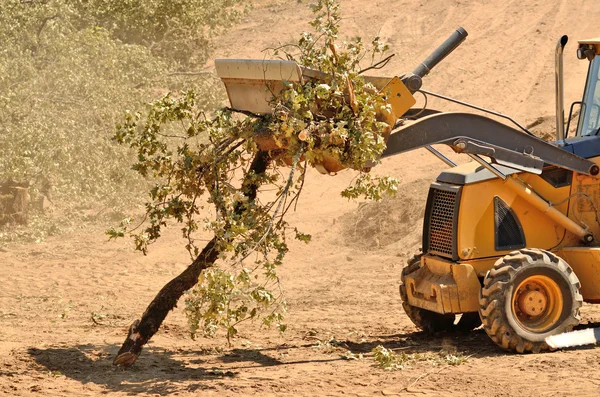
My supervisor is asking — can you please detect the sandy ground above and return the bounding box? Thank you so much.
[3,0,600,395]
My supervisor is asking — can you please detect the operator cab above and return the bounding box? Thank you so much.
[562,38,600,157]
[576,40,600,137]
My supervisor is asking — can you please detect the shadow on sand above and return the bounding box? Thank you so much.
[28,322,600,394]
[27,341,340,395]
[28,344,233,395]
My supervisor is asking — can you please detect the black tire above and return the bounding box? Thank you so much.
[479,248,582,353]
[400,254,481,333]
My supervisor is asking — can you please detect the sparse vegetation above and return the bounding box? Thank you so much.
[311,337,346,354]
[0,0,244,242]
[371,345,468,370]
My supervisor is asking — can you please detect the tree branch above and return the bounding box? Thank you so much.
[224,106,266,120]
[113,151,271,368]
[357,53,395,75]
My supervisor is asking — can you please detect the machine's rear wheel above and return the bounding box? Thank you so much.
[479,249,582,353]
[400,254,481,333]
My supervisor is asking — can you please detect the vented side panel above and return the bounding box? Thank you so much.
[494,196,526,250]
[423,184,461,259]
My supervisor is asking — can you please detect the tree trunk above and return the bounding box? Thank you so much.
[0,181,30,225]
[113,151,270,367]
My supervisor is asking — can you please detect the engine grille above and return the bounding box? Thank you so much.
[423,184,461,259]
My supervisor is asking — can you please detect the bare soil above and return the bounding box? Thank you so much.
[2,0,600,395]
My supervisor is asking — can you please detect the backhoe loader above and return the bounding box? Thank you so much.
[217,28,600,352]
[386,30,600,352]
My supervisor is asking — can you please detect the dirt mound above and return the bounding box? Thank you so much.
[340,179,430,251]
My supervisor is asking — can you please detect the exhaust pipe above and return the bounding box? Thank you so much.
[412,27,468,78]
[555,35,568,142]
[402,27,468,92]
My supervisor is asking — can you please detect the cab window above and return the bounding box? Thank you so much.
[578,55,600,136]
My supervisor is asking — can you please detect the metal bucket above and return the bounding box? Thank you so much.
[215,59,402,173]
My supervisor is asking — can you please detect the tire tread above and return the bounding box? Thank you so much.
[478,249,582,353]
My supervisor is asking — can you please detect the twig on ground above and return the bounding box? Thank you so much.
[400,366,445,393]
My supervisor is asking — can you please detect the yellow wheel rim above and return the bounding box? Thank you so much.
[511,275,563,333]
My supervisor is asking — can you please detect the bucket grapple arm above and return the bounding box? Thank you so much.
[382,112,598,176]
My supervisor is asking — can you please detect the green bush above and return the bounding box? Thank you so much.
[0,0,243,226]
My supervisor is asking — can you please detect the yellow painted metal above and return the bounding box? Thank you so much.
[409,150,600,318]
[511,275,563,333]
[418,159,600,313]
[456,164,572,260]
[451,261,482,312]
[556,247,600,302]
[404,255,480,314]
[568,169,600,243]
[381,77,417,120]
[428,157,600,313]
[461,257,498,277]
[503,175,588,239]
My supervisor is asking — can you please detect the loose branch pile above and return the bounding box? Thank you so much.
[110,0,399,367]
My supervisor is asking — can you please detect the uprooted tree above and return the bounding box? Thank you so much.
[109,0,399,367]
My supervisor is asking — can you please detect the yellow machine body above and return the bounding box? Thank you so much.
[396,30,600,352]
[404,157,600,314]
[381,77,417,120]
[403,255,481,314]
